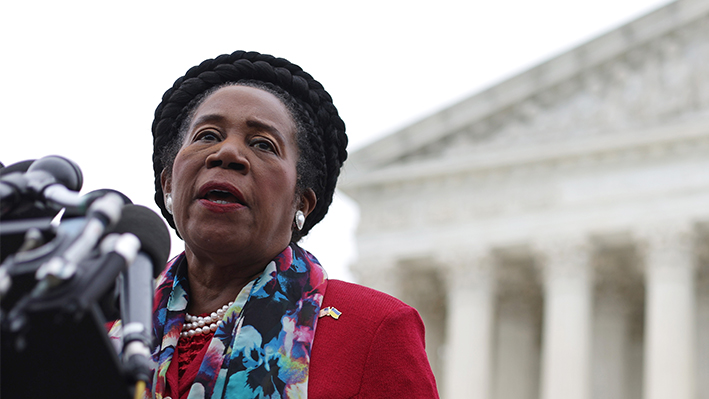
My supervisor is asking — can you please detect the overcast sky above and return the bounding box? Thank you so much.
[0,0,673,280]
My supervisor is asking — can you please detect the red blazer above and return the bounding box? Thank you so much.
[309,280,439,398]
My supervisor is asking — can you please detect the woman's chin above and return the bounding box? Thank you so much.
[180,222,242,252]
[187,233,243,254]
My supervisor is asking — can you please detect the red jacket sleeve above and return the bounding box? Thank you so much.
[358,305,439,398]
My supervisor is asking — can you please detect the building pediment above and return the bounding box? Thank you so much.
[341,0,709,190]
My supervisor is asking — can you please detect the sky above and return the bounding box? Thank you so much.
[0,0,674,280]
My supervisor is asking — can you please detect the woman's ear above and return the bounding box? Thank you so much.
[161,169,172,195]
[300,188,317,217]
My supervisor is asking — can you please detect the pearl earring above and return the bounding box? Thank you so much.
[295,210,305,230]
[165,194,173,215]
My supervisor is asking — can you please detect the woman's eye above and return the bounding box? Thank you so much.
[194,130,220,142]
[252,139,276,153]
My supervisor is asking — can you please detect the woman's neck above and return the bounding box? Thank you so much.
[183,248,273,315]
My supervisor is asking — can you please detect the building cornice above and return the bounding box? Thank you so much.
[341,118,709,190]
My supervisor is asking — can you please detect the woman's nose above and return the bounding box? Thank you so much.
[205,139,249,172]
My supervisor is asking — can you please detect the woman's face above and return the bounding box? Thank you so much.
[163,85,312,265]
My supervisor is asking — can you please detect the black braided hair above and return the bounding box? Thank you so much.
[152,51,348,242]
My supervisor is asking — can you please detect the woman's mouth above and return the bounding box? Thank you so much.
[204,190,241,205]
[197,183,247,212]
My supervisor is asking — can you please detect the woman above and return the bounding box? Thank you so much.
[113,51,439,398]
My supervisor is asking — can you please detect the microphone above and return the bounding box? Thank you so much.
[0,203,146,399]
[61,188,133,220]
[0,157,86,262]
[0,188,133,283]
[32,193,124,295]
[112,205,170,382]
[0,155,83,217]
[2,192,124,333]
[0,160,33,176]
[0,160,55,221]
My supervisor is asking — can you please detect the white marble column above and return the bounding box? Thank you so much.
[641,225,696,399]
[494,296,541,399]
[592,287,630,399]
[696,280,709,399]
[537,238,593,399]
[442,251,496,399]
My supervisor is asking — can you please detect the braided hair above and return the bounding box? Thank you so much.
[152,51,348,242]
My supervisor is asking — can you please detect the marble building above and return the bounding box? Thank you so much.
[339,0,709,398]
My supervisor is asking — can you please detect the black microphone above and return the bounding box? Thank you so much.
[0,160,54,221]
[0,155,83,217]
[0,160,33,177]
[61,188,133,221]
[5,193,125,321]
[0,158,84,262]
[112,205,170,382]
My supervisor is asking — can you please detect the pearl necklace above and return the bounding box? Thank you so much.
[181,301,234,338]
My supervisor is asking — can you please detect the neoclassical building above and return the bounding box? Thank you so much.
[339,0,709,398]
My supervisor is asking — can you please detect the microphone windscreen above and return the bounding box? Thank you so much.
[0,159,59,221]
[62,189,133,220]
[28,155,83,191]
[88,189,133,205]
[112,205,171,277]
[0,160,34,177]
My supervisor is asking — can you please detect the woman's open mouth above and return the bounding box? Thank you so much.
[204,190,242,205]
[198,183,247,212]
